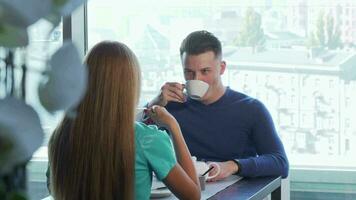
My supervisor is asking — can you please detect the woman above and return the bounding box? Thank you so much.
[48,41,200,200]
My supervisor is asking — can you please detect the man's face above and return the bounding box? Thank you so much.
[182,51,226,102]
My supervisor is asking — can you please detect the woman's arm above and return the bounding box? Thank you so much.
[147,106,200,200]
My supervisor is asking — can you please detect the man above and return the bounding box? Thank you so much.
[148,30,288,181]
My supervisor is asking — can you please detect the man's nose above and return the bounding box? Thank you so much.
[193,73,202,80]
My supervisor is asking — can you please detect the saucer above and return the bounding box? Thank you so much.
[150,188,172,198]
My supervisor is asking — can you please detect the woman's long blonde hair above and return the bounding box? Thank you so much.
[48,41,140,200]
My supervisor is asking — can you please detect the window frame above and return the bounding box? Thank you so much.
[28,2,356,198]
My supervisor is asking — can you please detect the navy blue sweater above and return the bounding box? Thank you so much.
[166,87,289,178]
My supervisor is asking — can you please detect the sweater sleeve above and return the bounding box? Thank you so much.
[238,100,289,178]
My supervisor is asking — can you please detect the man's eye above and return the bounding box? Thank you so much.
[184,71,193,76]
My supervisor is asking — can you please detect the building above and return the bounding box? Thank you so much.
[224,47,356,165]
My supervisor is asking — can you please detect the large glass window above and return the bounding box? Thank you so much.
[87,2,356,199]
[87,0,356,170]
[19,0,353,199]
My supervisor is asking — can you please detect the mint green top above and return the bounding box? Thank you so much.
[134,122,177,200]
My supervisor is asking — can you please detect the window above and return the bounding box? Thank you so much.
[345,97,350,107]
[315,78,320,87]
[302,75,308,86]
[63,0,356,199]
[329,79,334,88]
[345,118,351,129]
[87,0,356,168]
[243,74,249,83]
[291,76,296,86]
[291,95,295,103]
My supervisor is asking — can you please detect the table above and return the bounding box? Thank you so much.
[43,176,282,200]
[152,176,281,200]
[208,176,281,200]
[151,175,243,199]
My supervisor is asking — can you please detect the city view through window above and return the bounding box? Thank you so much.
[22,1,356,199]
[88,0,356,168]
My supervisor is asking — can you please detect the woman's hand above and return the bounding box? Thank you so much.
[146,105,177,130]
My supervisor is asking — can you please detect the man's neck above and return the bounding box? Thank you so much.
[201,85,226,105]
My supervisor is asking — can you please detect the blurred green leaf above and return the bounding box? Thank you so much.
[9,191,27,200]
[0,23,28,47]
[0,136,14,166]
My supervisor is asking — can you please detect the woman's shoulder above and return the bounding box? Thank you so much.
[134,122,169,140]
[135,121,160,133]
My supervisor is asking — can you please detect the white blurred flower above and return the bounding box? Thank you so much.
[39,41,88,113]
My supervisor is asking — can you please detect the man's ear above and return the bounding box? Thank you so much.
[219,61,226,75]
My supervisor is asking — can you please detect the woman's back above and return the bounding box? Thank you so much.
[48,41,139,200]
[48,41,200,200]
[134,122,177,199]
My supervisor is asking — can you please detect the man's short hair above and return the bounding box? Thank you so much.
[180,30,222,59]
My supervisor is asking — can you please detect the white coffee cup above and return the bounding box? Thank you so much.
[185,80,209,100]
